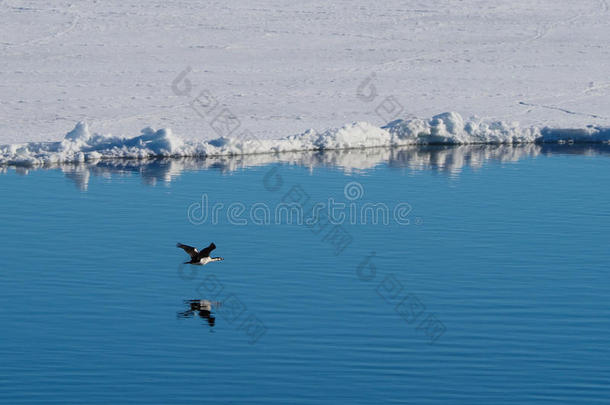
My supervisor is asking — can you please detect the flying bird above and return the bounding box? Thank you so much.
[177,242,224,265]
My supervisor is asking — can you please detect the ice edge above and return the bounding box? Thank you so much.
[1,112,609,166]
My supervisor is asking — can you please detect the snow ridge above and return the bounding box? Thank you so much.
[1,112,609,166]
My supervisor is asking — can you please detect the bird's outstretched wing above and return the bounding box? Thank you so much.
[177,243,199,260]
[197,242,216,259]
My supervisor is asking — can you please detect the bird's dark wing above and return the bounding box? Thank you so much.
[197,242,216,258]
[177,243,199,260]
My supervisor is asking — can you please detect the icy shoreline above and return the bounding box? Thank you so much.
[1,112,609,166]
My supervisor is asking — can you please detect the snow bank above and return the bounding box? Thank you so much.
[1,113,609,166]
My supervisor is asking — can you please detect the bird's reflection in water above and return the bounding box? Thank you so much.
[177,299,222,327]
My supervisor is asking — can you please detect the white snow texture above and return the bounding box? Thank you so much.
[1,0,609,164]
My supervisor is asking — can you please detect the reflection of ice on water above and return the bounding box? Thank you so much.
[63,167,91,191]
[3,143,610,190]
[389,144,544,176]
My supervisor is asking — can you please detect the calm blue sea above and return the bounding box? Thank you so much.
[1,145,609,404]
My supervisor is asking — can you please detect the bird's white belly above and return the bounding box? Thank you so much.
[199,257,211,265]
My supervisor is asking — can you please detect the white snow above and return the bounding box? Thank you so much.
[1,0,609,147]
[1,113,609,166]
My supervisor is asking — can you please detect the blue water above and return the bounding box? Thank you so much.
[1,145,609,404]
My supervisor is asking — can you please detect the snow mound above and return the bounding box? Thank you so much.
[384,112,610,144]
[1,113,609,166]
